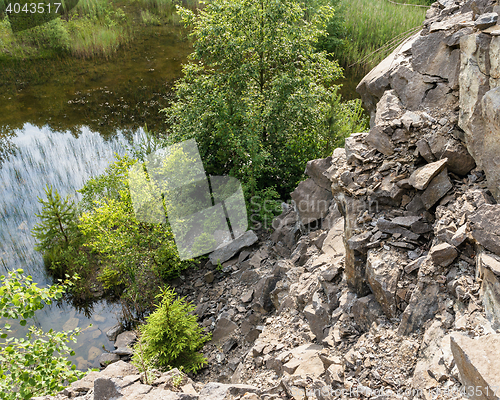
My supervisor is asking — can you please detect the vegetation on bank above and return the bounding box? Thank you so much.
[0,0,197,59]
[0,270,84,400]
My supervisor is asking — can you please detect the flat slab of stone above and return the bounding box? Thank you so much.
[469,204,500,256]
[408,158,448,190]
[209,230,258,265]
[421,168,453,209]
[199,382,260,400]
[376,218,420,240]
[365,126,394,156]
[475,12,498,30]
[211,317,238,344]
[451,333,500,400]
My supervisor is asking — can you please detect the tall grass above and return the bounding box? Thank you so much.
[336,0,428,73]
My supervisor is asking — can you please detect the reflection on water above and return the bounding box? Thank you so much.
[0,123,136,369]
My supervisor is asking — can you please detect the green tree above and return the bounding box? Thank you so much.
[165,0,366,198]
[132,286,210,374]
[0,269,83,400]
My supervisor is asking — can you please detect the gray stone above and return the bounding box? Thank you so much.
[412,31,457,81]
[475,12,498,29]
[100,360,139,378]
[451,333,500,400]
[450,223,468,247]
[477,252,500,330]
[376,218,420,241]
[430,242,458,267]
[291,178,333,225]
[113,347,134,357]
[366,249,402,318]
[93,377,122,400]
[390,65,434,111]
[365,126,394,156]
[114,331,137,349]
[375,90,405,126]
[304,294,330,341]
[63,317,79,332]
[204,271,215,283]
[241,289,253,303]
[416,139,436,163]
[253,275,281,313]
[470,204,500,256]
[344,133,369,164]
[421,169,453,209]
[408,158,448,191]
[351,294,385,332]
[199,382,260,400]
[209,230,258,265]
[98,353,121,367]
[398,281,440,335]
[427,135,476,176]
[346,231,372,252]
[391,215,421,228]
[401,111,423,130]
[305,157,333,190]
[211,318,238,344]
[106,324,124,342]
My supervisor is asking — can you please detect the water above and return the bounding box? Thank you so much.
[0,23,363,369]
[0,24,192,369]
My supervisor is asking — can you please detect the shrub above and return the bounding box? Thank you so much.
[132,286,210,374]
[0,269,83,400]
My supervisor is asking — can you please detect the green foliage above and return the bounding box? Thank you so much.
[248,186,282,230]
[32,186,87,277]
[0,269,83,400]
[132,286,210,374]
[166,0,366,199]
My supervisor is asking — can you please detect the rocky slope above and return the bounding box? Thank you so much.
[34,1,500,399]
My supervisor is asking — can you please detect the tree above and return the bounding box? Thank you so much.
[165,0,366,198]
[132,286,211,374]
[0,269,83,400]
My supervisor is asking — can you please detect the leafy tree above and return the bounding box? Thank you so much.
[165,0,366,198]
[0,269,83,400]
[132,286,210,374]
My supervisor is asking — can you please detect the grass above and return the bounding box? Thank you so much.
[335,0,430,74]
[0,0,196,59]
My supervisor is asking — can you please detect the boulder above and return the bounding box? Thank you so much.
[99,353,121,367]
[366,249,402,319]
[304,293,330,341]
[305,157,333,190]
[430,242,458,267]
[94,377,122,400]
[408,158,448,191]
[398,280,440,335]
[475,12,498,29]
[209,230,258,265]
[469,204,500,256]
[351,294,385,332]
[291,178,333,226]
[420,168,453,209]
[211,318,238,344]
[365,126,394,156]
[114,331,137,349]
[451,333,500,400]
[477,252,500,330]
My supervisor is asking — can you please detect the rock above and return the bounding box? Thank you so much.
[253,275,281,313]
[344,133,369,164]
[204,271,215,283]
[408,158,448,191]
[450,333,500,400]
[421,168,453,209]
[416,139,436,163]
[209,230,258,265]
[291,178,333,226]
[63,317,79,332]
[94,377,122,400]
[429,136,476,176]
[450,223,468,247]
[475,12,498,29]
[293,354,326,378]
[375,90,405,126]
[477,252,500,330]
[98,353,121,367]
[142,389,198,399]
[366,249,402,319]
[401,111,423,130]
[430,242,458,267]
[398,280,440,335]
[113,347,134,357]
[304,295,330,341]
[325,363,344,386]
[115,331,137,349]
[106,324,124,342]
[241,289,253,303]
[469,204,500,256]
[100,360,139,378]
[391,215,421,228]
[211,317,238,344]
[346,231,372,252]
[305,157,333,190]
[351,294,385,332]
[376,218,419,240]
[198,382,260,400]
[281,344,323,375]
[365,126,394,156]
